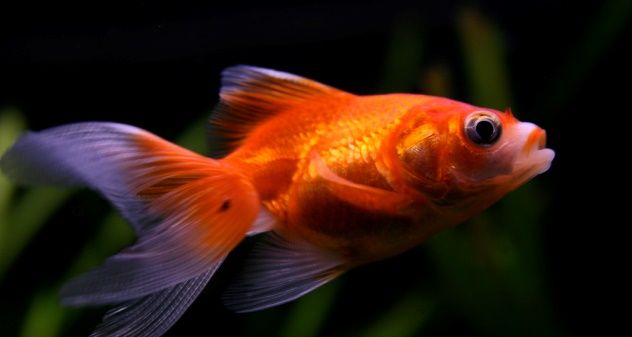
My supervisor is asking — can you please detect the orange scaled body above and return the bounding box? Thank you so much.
[227,93,459,263]
[219,70,552,266]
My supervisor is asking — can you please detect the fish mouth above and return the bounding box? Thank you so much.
[522,127,546,153]
[537,131,546,149]
[517,124,555,175]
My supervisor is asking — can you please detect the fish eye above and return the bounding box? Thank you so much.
[464,112,502,147]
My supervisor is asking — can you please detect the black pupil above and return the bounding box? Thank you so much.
[476,120,495,142]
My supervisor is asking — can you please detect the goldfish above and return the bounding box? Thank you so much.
[0,66,554,336]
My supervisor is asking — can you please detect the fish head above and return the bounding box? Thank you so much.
[395,103,554,213]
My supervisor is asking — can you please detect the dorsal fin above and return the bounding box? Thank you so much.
[208,66,351,158]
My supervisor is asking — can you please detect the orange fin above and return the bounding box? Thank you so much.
[310,152,413,213]
[223,232,345,312]
[208,65,352,157]
[1,122,260,305]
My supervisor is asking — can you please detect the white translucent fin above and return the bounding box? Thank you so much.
[90,262,220,337]
[223,232,345,313]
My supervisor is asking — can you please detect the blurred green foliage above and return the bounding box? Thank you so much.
[0,2,629,336]
[538,0,632,112]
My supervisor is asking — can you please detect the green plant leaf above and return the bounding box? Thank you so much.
[354,292,433,337]
[278,281,340,337]
[19,287,67,337]
[458,7,511,108]
[538,0,632,112]
[0,108,75,279]
[0,108,26,257]
[0,187,73,279]
[379,14,424,93]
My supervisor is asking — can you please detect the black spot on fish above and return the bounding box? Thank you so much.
[219,199,231,212]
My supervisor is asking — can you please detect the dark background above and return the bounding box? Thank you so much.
[1,1,628,336]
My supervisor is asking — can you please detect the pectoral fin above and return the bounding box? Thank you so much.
[309,151,413,213]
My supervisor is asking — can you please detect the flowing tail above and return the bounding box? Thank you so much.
[0,122,262,336]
